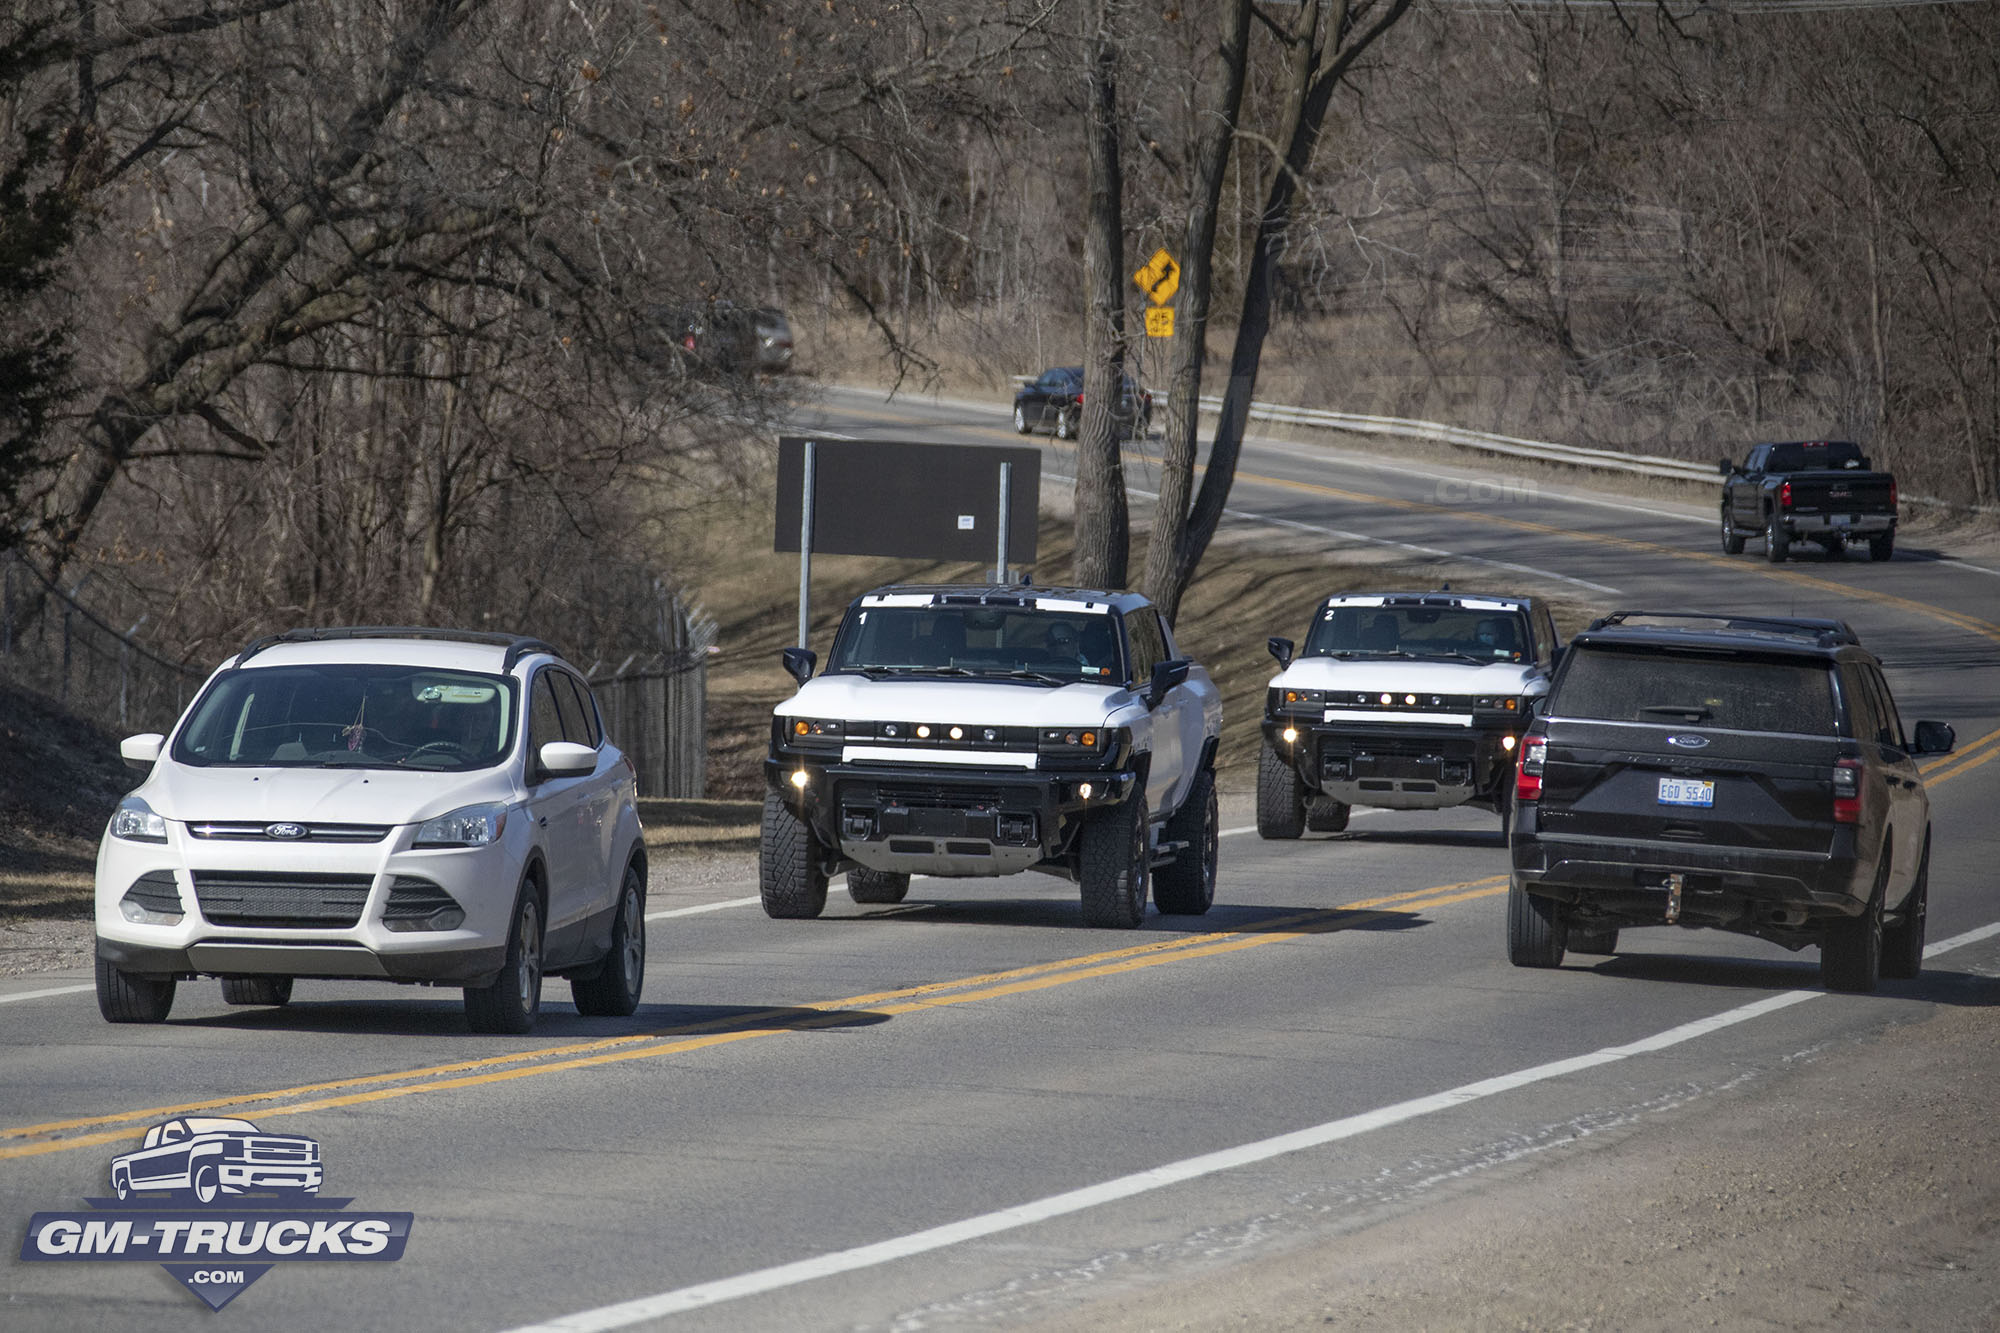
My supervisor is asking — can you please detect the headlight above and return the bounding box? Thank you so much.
[412,803,508,848]
[1475,696,1522,712]
[109,798,168,844]
[1038,726,1127,765]
[1270,687,1325,712]
[777,716,845,749]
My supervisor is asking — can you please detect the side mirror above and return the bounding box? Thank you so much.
[781,647,817,687]
[538,741,598,780]
[1717,459,1736,476]
[1267,636,1294,668]
[120,734,165,771]
[1913,719,1955,758]
[1146,658,1192,709]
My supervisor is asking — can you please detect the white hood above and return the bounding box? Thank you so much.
[1271,657,1547,696]
[138,762,519,827]
[779,675,1138,728]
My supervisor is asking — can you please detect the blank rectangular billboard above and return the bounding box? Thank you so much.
[774,438,1040,563]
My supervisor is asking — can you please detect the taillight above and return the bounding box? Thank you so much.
[1889,479,1898,513]
[1780,480,1793,509]
[1832,758,1863,824]
[1516,737,1546,802]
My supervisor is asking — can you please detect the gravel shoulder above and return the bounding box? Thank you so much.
[1032,1000,2000,1333]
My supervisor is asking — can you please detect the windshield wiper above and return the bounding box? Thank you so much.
[1409,650,1491,664]
[858,665,977,679]
[979,668,1071,687]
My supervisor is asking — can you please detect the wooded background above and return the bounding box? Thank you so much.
[3,0,1994,663]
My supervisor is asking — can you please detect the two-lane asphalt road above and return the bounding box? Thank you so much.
[5,385,1998,1331]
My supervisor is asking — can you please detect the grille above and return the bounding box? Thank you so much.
[874,784,1026,809]
[121,871,184,916]
[191,871,374,928]
[187,822,391,843]
[382,875,461,922]
[1322,735,1479,761]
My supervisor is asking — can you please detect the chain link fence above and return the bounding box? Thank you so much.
[0,557,206,732]
[0,556,717,797]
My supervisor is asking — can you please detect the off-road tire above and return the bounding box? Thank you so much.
[465,885,544,1034]
[1567,927,1620,956]
[847,868,912,905]
[1256,744,1307,840]
[1153,771,1218,916]
[572,862,646,1016]
[1720,506,1745,555]
[1507,878,1567,968]
[1304,795,1351,834]
[1822,864,1885,993]
[760,792,828,919]
[1869,531,1895,562]
[1054,407,1077,441]
[1880,836,1929,981]
[1764,510,1790,563]
[1013,404,1032,434]
[220,976,293,1007]
[96,954,176,1024]
[1079,796,1149,928]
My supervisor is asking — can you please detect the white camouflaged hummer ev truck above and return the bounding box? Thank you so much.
[761,584,1223,928]
[1259,591,1561,837]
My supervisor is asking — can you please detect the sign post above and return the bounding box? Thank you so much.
[796,440,817,650]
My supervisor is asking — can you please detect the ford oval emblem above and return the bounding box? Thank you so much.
[266,822,308,840]
[1666,735,1710,749]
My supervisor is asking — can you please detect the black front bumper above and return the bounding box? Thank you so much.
[764,755,1137,873]
[1262,714,1523,808]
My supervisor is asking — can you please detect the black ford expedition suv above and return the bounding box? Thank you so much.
[1719,440,1898,563]
[1508,612,1954,991]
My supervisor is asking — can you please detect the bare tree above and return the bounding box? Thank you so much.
[1140,0,1413,624]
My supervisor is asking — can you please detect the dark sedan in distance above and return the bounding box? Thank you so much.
[1013,366,1152,440]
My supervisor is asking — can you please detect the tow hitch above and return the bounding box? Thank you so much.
[1664,873,1685,924]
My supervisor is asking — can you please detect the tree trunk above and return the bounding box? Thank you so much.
[1143,0,1413,623]
[1141,0,1252,625]
[1072,0,1131,591]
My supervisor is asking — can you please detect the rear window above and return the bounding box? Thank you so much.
[1551,649,1835,735]
[1765,441,1867,472]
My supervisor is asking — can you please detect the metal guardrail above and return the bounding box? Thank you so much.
[1195,396,1721,485]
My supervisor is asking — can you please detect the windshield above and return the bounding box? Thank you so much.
[828,605,1124,684]
[171,664,519,770]
[1303,605,1529,662]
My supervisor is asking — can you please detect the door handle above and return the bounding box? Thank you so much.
[538,815,549,827]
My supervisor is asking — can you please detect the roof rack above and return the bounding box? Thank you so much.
[235,627,562,671]
[1583,611,1858,647]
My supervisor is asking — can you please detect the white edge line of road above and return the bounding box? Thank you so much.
[502,919,2000,1333]
[1103,477,1625,597]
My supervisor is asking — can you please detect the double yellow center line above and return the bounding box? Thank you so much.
[0,877,1506,1163]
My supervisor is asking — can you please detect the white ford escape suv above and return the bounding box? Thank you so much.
[93,627,647,1033]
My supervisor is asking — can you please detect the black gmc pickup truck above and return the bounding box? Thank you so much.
[1718,440,1898,563]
